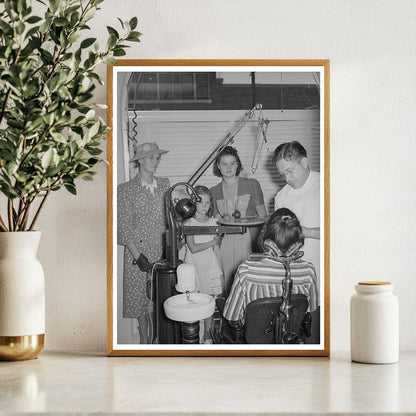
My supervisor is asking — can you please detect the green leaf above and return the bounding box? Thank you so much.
[70,11,80,26]
[25,117,44,134]
[17,0,27,14]
[40,49,54,63]
[63,146,71,160]
[107,33,117,49]
[26,15,42,24]
[126,32,141,42]
[48,76,60,93]
[80,37,96,49]
[23,83,39,98]
[24,25,40,39]
[113,47,126,57]
[106,26,119,39]
[87,158,100,166]
[5,162,18,176]
[87,147,102,156]
[68,33,80,44]
[41,148,55,169]
[88,120,100,138]
[117,17,125,29]
[14,171,29,183]
[64,183,77,195]
[4,1,16,19]
[59,29,67,47]
[16,21,25,35]
[75,93,93,103]
[85,109,95,120]
[102,56,117,65]
[50,131,67,143]
[54,17,69,27]
[0,183,18,198]
[42,112,55,126]
[129,17,138,30]
[49,0,60,13]
[74,148,84,159]
[0,20,13,35]
[45,164,63,177]
[78,171,95,181]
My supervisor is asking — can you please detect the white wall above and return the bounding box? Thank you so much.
[38,0,416,351]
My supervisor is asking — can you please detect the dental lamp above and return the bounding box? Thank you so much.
[165,182,201,269]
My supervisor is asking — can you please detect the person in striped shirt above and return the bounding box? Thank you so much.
[223,208,319,330]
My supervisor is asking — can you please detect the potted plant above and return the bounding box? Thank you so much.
[0,0,140,360]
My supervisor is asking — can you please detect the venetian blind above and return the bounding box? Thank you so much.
[126,109,320,214]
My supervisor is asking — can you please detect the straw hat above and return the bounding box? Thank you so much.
[130,142,169,162]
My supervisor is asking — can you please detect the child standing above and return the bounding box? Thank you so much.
[183,185,224,343]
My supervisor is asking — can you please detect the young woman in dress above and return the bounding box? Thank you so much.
[210,146,267,296]
[117,142,170,344]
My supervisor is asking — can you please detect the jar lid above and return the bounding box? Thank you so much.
[355,281,394,293]
[358,281,391,285]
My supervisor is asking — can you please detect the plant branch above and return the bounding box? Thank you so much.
[0,214,8,232]
[7,199,14,231]
[29,189,50,231]
[20,199,33,231]
[0,45,22,124]
[18,120,58,169]
[14,199,24,231]
[46,1,93,82]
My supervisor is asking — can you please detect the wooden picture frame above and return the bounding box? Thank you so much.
[107,60,330,356]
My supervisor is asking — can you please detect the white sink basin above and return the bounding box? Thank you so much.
[163,293,215,323]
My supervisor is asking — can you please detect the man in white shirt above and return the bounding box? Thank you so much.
[273,141,321,289]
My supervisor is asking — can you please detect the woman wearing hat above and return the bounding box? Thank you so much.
[117,142,169,344]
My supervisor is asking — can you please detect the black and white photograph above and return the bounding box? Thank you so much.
[107,60,330,356]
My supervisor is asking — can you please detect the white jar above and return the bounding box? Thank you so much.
[350,281,399,364]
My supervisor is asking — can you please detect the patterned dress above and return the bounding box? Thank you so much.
[117,175,170,317]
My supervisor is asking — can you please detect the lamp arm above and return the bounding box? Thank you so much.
[188,104,262,186]
[165,103,263,266]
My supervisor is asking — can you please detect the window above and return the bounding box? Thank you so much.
[129,72,210,105]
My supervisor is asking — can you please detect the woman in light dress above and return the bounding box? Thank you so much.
[210,146,267,295]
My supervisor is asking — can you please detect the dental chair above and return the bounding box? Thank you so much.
[212,240,313,344]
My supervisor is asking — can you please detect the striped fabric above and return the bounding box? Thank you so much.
[223,254,319,324]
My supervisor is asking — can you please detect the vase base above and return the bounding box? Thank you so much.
[0,334,45,361]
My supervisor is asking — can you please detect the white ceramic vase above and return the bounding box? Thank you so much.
[0,231,45,361]
[350,281,399,364]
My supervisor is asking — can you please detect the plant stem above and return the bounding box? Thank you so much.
[18,120,58,169]
[29,190,50,231]
[20,199,33,231]
[7,199,14,231]
[0,88,12,126]
[0,214,8,232]
[15,198,30,231]
[0,46,21,124]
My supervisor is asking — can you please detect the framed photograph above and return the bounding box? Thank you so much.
[107,60,330,356]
